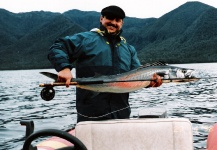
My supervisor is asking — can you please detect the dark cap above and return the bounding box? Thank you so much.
[101,5,125,19]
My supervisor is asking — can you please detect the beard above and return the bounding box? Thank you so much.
[106,23,120,35]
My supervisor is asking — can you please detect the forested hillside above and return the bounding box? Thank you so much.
[0,1,216,70]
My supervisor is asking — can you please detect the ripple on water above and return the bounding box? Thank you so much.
[1,64,217,149]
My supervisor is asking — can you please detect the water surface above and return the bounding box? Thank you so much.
[0,63,217,149]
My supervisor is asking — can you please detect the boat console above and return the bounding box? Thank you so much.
[21,107,195,150]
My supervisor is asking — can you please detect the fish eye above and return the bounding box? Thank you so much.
[182,70,187,73]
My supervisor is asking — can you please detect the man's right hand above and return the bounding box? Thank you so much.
[58,68,73,88]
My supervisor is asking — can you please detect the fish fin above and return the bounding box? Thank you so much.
[40,72,77,82]
[139,61,168,69]
[143,61,168,67]
[91,92,100,98]
[40,72,58,81]
[156,72,167,77]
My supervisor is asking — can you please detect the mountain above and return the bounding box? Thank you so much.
[0,10,86,69]
[0,1,217,70]
[138,2,217,63]
[62,9,155,50]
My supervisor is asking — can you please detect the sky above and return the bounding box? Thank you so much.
[0,0,217,18]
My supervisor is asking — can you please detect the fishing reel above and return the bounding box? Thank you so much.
[40,87,55,101]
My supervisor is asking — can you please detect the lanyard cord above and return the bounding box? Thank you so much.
[76,105,130,119]
[75,83,159,119]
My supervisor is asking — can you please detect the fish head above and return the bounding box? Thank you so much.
[170,67,195,79]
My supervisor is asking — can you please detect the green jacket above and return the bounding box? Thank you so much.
[48,27,141,122]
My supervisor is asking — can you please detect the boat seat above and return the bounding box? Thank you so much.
[75,118,193,150]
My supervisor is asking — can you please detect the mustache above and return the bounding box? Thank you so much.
[107,23,118,28]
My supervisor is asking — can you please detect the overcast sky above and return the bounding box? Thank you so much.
[0,0,217,18]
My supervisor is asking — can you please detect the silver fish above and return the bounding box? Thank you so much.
[40,62,197,93]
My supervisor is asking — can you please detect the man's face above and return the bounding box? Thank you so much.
[100,15,123,35]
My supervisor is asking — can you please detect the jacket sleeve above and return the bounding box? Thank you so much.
[128,45,141,70]
[48,35,82,72]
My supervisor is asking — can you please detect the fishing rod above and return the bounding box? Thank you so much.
[39,79,185,87]
[39,76,217,101]
[39,76,217,87]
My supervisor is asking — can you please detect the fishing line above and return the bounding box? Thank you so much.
[76,106,130,119]
[75,77,159,118]
[75,76,217,119]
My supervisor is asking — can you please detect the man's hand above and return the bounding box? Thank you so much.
[58,68,72,88]
[148,73,163,87]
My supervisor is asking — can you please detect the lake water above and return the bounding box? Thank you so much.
[0,63,217,150]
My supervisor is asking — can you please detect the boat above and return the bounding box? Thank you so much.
[207,123,217,150]
[20,107,216,150]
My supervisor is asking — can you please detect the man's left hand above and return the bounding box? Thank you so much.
[148,73,163,87]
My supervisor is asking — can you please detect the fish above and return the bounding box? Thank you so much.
[40,62,197,93]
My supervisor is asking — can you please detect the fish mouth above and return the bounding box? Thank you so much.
[184,69,195,78]
[172,68,196,79]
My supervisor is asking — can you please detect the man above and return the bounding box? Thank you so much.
[48,5,162,123]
